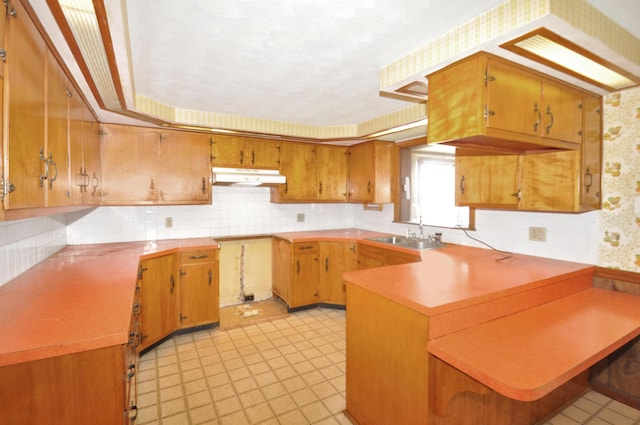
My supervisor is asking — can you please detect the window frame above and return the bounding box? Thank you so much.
[393,138,476,230]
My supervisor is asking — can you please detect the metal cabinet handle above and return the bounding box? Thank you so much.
[251,150,255,165]
[533,102,541,133]
[170,275,175,293]
[39,148,49,187]
[325,258,329,272]
[189,254,209,260]
[459,175,465,194]
[48,153,58,190]
[296,260,300,274]
[318,181,323,194]
[367,181,371,194]
[584,168,593,193]
[201,177,206,194]
[208,269,212,286]
[240,150,244,165]
[545,106,554,135]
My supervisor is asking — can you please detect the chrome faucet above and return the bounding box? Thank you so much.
[418,216,424,240]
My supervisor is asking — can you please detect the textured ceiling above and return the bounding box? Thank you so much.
[124,0,504,127]
[28,0,640,138]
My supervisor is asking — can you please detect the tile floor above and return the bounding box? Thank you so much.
[135,306,640,425]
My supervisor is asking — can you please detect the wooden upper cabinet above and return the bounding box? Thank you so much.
[101,124,159,204]
[428,52,584,152]
[455,150,520,208]
[4,0,47,210]
[271,141,317,202]
[456,94,602,213]
[316,144,348,202]
[211,134,280,169]
[44,52,71,207]
[101,124,211,205]
[158,130,211,203]
[347,140,393,204]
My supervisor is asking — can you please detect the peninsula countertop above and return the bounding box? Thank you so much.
[0,238,220,367]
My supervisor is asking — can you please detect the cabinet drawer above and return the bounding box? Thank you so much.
[293,242,319,255]
[180,249,216,264]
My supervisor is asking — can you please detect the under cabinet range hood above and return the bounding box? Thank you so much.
[211,167,286,187]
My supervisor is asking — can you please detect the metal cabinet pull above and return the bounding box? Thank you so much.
[208,269,212,286]
[367,181,371,194]
[251,150,255,165]
[318,181,323,194]
[240,150,244,165]
[325,258,329,272]
[201,177,206,194]
[298,245,314,250]
[545,106,554,134]
[189,254,209,260]
[459,175,465,194]
[47,153,58,189]
[533,102,541,133]
[584,168,593,193]
[39,148,49,187]
[296,260,300,274]
[170,275,175,293]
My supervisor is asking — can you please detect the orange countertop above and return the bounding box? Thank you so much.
[343,243,594,317]
[0,238,219,367]
[427,288,640,401]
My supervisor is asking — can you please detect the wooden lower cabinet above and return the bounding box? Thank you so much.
[178,249,220,329]
[138,249,220,352]
[357,243,421,269]
[0,344,134,425]
[138,254,177,351]
[319,241,357,306]
[345,283,589,425]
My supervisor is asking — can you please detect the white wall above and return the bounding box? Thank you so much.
[1,186,601,288]
[353,204,599,264]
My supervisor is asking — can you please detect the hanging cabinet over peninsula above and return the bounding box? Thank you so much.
[427,51,585,153]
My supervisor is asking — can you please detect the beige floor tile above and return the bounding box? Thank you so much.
[137,306,640,425]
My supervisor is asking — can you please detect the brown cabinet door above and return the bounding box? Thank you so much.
[455,152,520,208]
[291,242,319,308]
[81,110,102,204]
[246,138,281,169]
[101,124,159,204]
[4,0,46,209]
[357,244,385,270]
[45,53,70,207]
[348,142,375,202]
[158,130,211,203]
[541,81,583,144]
[179,250,219,328]
[272,238,292,303]
[320,241,356,305]
[139,254,177,351]
[68,85,86,206]
[316,145,348,201]
[580,95,602,210]
[275,142,317,201]
[210,135,246,167]
[520,150,581,211]
[486,60,541,137]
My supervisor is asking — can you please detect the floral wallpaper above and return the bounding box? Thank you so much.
[599,86,640,272]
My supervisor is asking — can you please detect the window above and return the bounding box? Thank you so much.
[399,143,472,228]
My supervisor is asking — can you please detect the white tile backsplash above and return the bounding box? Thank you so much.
[1,186,600,287]
[0,216,67,287]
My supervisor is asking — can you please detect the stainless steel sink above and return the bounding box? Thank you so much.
[366,235,445,251]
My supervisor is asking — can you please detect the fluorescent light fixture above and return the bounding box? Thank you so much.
[501,28,638,91]
[367,119,428,139]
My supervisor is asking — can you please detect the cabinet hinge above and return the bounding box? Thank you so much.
[578,103,583,110]
[65,87,72,97]
[0,175,16,201]
[484,67,496,86]
[137,266,148,280]
[483,104,495,121]
[0,48,6,62]
[180,269,187,277]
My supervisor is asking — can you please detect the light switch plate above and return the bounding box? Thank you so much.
[529,226,547,242]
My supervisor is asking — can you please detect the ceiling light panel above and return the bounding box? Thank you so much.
[59,0,121,109]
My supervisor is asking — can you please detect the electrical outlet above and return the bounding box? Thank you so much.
[529,226,547,242]
[165,217,173,228]
[297,213,305,222]
[244,294,254,302]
